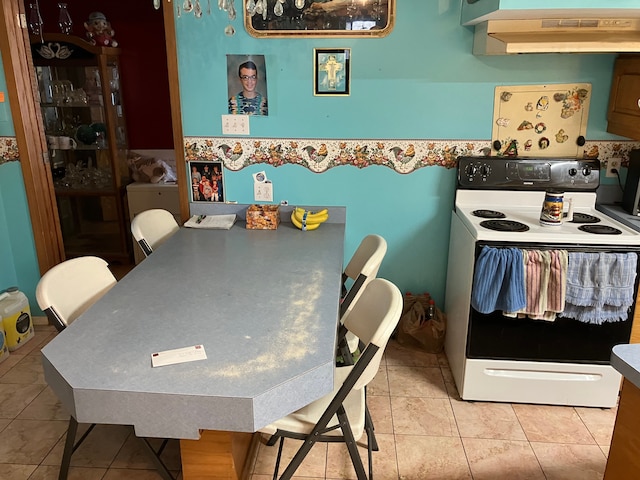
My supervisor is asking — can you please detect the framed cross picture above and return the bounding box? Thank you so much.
[314,48,350,96]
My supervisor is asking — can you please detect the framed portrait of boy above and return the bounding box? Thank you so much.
[314,48,350,96]
[188,161,225,203]
[227,54,269,116]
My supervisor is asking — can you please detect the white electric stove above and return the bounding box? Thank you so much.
[444,157,640,408]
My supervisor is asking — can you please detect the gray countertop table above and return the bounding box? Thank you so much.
[597,204,640,233]
[41,212,345,440]
[611,343,640,388]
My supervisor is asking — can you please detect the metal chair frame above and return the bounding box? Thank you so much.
[264,278,402,480]
[266,339,380,480]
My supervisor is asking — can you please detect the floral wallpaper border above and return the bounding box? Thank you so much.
[185,137,640,173]
[0,137,20,166]
[2,136,640,173]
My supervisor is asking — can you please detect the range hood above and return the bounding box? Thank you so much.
[462,1,640,54]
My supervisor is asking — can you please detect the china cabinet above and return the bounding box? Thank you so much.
[30,33,130,263]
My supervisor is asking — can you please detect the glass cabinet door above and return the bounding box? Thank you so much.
[37,64,112,190]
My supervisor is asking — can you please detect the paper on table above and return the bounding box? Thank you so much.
[184,214,237,230]
[151,344,207,367]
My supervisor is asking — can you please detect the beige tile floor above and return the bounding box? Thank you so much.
[0,324,616,480]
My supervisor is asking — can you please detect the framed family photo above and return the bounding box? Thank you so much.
[188,161,225,203]
[314,48,350,96]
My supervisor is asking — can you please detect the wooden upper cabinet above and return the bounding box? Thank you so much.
[608,55,640,141]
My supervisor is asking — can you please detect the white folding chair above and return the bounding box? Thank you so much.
[260,278,403,480]
[36,256,117,333]
[36,256,175,480]
[341,234,387,317]
[340,234,388,352]
[130,208,180,257]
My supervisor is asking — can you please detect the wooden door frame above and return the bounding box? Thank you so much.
[0,0,188,275]
[162,0,189,225]
[0,0,63,273]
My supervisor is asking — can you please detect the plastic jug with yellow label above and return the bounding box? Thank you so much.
[0,316,9,363]
[0,287,34,351]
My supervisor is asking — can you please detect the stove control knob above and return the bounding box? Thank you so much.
[582,165,592,176]
[568,168,578,176]
[480,164,491,177]
[464,164,477,176]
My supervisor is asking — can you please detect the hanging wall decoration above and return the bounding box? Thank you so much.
[227,54,269,116]
[314,48,350,96]
[188,161,226,202]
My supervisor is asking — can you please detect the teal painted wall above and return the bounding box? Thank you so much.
[0,175,16,289]
[0,162,40,308]
[175,1,621,304]
[0,52,41,312]
[0,52,14,136]
[0,76,12,134]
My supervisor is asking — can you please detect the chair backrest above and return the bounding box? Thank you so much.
[343,234,387,282]
[341,278,402,390]
[35,256,117,331]
[340,234,387,317]
[130,209,180,257]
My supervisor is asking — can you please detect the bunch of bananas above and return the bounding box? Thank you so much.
[290,207,329,231]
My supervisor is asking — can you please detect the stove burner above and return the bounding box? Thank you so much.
[473,209,506,219]
[480,220,530,232]
[578,225,622,235]
[569,213,601,224]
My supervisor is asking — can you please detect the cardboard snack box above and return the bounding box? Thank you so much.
[246,204,280,230]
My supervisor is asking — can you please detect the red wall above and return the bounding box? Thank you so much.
[29,1,174,149]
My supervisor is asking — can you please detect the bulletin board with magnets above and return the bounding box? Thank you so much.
[492,83,591,158]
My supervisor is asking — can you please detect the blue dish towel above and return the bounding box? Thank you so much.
[471,246,526,314]
[562,252,638,324]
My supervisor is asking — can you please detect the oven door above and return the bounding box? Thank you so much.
[467,242,640,364]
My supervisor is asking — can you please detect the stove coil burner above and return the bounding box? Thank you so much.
[578,225,622,235]
[569,213,601,224]
[472,210,506,219]
[480,220,530,232]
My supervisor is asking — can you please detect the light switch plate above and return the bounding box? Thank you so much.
[254,182,273,202]
[222,115,250,135]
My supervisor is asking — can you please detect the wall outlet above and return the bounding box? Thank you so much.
[606,158,621,178]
